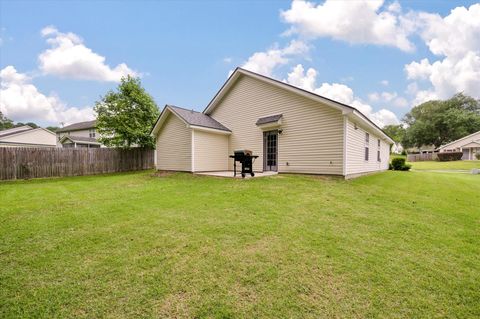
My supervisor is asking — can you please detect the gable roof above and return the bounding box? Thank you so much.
[60,135,101,145]
[0,125,34,138]
[56,120,96,133]
[438,130,480,150]
[203,67,394,144]
[151,105,231,135]
[169,105,231,131]
[461,141,480,148]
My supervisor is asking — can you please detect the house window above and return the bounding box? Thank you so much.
[89,129,96,138]
[377,139,381,162]
[365,132,369,161]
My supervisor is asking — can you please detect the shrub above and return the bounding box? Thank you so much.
[388,163,393,170]
[391,158,406,170]
[476,153,480,160]
[391,157,411,171]
[437,152,463,161]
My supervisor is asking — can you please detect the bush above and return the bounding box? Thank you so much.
[391,158,405,170]
[437,152,463,161]
[476,153,480,160]
[391,157,411,171]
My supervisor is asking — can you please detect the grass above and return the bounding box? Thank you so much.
[410,160,480,171]
[1,171,479,318]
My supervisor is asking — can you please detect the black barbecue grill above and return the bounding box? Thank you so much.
[229,150,259,178]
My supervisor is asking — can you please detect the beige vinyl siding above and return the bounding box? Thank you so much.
[208,75,344,174]
[345,118,390,176]
[155,113,192,171]
[58,129,93,139]
[0,129,56,147]
[193,129,229,172]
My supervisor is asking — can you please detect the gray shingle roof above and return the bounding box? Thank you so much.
[168,105,230,132]
[256,114,283,125]
[57,120,96,133]
[0,125,33,138]
[62,135,100,144]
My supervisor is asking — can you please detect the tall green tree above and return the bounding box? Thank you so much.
[46,126,59,132]
[0,111,14,130]
[15,122,39,128]
[382,124,406,144]
[94,76,160,148]
[402,93,480,148]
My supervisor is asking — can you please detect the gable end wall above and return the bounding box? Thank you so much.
[155,113,192,171]
[208,75,345,175]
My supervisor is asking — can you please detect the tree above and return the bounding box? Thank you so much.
[402,93,480,148]
[0,111,14,130]
[46,126,59,132]
[382,124,406,144]
[14,122,39,128]
[94,76,160,148]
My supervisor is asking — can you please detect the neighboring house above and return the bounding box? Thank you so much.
[391,142,404,154]
[151,68,394,179]
[56,120,101,148]
[0,125,56,148]
[437,130,480,160]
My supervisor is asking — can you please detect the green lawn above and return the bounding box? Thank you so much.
[410,160,480,170]
[1,171,479,318]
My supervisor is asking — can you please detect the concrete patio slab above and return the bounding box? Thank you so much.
[195,171,278,179]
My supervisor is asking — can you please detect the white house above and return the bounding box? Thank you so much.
[0,126,57,148]
[151,68,394,179]
[437,130,480,160]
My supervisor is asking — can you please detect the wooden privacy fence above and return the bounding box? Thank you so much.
[0,147,154,180]
[407,152,438,162]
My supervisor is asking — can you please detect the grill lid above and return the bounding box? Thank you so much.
[234,149,253,156]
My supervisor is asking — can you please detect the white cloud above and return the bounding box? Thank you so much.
[38,26,137,82]
[405,4,480,99]
[405,58,432,80]
[418,5,480,58]
[368,90,408,108]
[285,64,399,127]
[380,80,389,86]
[380,91,397,101]
[285,64,317,91]
[242,40,309,76]
[281,0,416,52]
[0,66,94,125]
[393,97,408,108]
[223,57,233,64]
[368,92,380,102]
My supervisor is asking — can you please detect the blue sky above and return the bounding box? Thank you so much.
[1,0,479,127]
